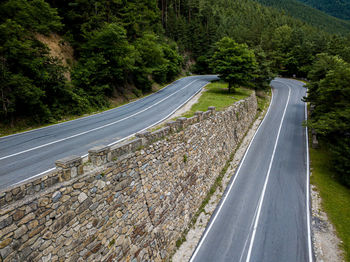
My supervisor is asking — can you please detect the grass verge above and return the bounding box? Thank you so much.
[181,81,252,118]
[310,142,350,261]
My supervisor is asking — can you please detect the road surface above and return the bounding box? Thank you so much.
[190,78,313,262]
[0,75,218,190]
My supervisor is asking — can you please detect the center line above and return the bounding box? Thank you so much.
[245,83,291,262]
[0,80,198,161]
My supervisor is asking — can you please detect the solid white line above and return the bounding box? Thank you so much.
[189,87,275,262]
[245,84,291,262]
[0,76,200,140]
[10,167,56,187]
[5,80,210,188]
[305,93,314,262]
[238,201,260,262]
[0,80,199,161]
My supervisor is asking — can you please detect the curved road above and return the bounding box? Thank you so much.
[0,75,218,190]
[190,78,313,262]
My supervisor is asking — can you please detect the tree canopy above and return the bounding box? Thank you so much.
[210,37,257,93]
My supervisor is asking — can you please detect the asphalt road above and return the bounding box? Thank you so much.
[0,75,218,190]
[190,78,313,262]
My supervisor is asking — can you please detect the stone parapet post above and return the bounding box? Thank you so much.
[208,106,216,115]
[55,155,83,181]
[176,117,187,129]
[135,131,151,146]
[195,111,204,121]
[166,121,179,133]
[88,145,111,166]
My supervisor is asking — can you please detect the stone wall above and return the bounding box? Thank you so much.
[0,93,257,262]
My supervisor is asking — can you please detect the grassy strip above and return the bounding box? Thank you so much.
[181,81,252,118]
[172,88,270,253]
[310,142,350,261]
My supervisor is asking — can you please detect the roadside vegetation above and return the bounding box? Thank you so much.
[305,54,350,187]
[1,1,349,236]
[2,0,350,134]
[181,82,252,118]
[310,142,350,261]
[0,75,182,137]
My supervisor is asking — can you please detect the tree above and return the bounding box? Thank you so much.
[210,37,257,93]
[72,23,136,103]
[252,47,275,90]
[306,53,344,105]
[307,57,350,187]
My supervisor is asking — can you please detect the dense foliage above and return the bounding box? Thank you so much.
[306,54,350,186]
[161,0,350,186]
[298,0,350,21]
[255,0,350,35]
[0,0,83,124]
[0,0,182,124]
[1,0,349,186]
[210,37,257,93]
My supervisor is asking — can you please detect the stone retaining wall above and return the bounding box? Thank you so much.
[0,93,257,262]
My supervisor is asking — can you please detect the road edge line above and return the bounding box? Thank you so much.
[5,80,211,189]
[305,92,314,262]
[0,79,200,161]
[189,87,275,262]
[0,75,206,140]
[245,84,291,262]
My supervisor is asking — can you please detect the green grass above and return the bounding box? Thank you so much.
[181,81,252,118]
[310,143,350,261]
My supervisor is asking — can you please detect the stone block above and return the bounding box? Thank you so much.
[176,117,188,129]
[55,155,82,169]
[195,111,204,121]
[149,127,170,142]
[135,131,150,146]
[208,106,216,114]
[88,145,111,166]
[166,121,180,133]
[110,139,143,161]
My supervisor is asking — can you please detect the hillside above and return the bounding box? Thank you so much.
[298,0,350,21]
[1,0,350,128]
[254,0,350,34]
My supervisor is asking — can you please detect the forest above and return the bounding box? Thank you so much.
[298,0,350,21]
[254,0,350,34]
[0,0,349,186]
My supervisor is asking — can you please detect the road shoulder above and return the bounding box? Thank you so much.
[171,90,271,262]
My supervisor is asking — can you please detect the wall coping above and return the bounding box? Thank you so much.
[0,93,256,209]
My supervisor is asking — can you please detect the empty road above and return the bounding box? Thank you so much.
[0,75,218,190]
[190,78,313,262]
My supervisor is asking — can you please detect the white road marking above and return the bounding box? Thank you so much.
[0,76,196,140]
[245,83,291,262]
[305,90,314,262]
[11,168,56,187]
[189,87,276,262]
[0,80,199,161]
[5,80,212,188]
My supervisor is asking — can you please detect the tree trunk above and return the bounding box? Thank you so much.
[228,81,232,93]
